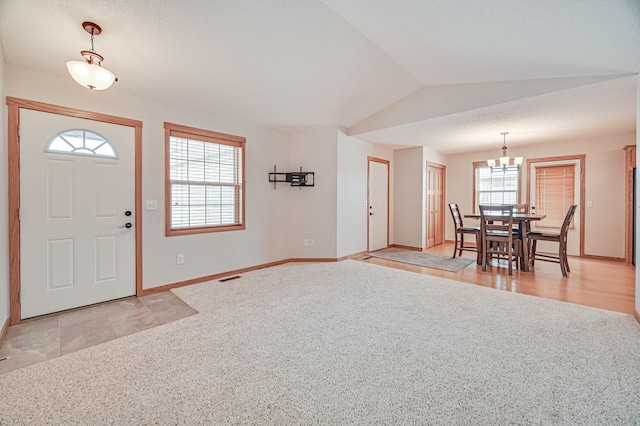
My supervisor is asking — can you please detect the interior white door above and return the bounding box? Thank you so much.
[368,160,389,252]
[529,159,581,256]
[20,110,136,319]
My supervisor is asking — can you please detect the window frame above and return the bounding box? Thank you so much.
[164,122,246,236]
[45,129,118,159]
[472,161,522,213]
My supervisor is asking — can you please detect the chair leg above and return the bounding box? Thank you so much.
[563,241,571,273]
[530,240,537,266]
[507,242,513,275]
[458,234,465,257]
[560,241,568,277]
[481,237,488,271]
[452,232,459,258]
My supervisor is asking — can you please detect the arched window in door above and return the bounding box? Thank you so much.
[45,129,118,158]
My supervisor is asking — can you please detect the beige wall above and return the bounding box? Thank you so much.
[6,64,293,289]
[636,78,640,315]
[446,132,636,258]
[393,147,424,248]
[288,127,338,258]
[0,42,8,325]
[337,130,394,257]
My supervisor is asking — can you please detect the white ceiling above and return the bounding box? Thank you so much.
[0,0,638,152]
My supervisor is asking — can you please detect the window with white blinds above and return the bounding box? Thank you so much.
[474,164,520,211]
[535,164,575,229]
[165,122,245,235]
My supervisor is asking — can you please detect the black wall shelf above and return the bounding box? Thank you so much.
[269,165,315,189]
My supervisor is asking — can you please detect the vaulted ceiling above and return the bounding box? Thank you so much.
[1,0,638,153]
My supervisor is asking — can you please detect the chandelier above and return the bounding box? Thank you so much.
[487,132,522,169]
[66,22,117,90]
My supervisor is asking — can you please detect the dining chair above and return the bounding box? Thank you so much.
[527,204,578,277]
[479,204,522,275]
[512,203,529,214]
[511,203,530,235]
[448,203,480,261]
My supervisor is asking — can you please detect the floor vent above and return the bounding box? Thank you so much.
[219,275,241,282]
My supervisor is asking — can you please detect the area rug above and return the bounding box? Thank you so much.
[1,260,639,424]
[368,247,475,272]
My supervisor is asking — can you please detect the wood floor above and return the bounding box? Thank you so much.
[358,242,636,315]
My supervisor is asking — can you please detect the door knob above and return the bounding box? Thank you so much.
[119,223,132,228]
[125,210,132,216]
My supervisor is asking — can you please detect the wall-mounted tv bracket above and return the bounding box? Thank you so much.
[269,165,315,189]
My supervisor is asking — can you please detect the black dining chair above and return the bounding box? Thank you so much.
[527,204,578,277]
[448,203,480,261]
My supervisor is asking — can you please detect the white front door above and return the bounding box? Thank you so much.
[368,159,389,252]
[20,110,136,319]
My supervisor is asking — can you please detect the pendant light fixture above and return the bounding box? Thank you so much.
[487,132,523,169]
[66,21,117,90]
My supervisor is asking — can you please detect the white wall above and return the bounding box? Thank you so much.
[394,146,424,248]
[336,130,394,257]
[446,132,635,258]
[288,127,338,258]
[6,65,292,289]
[0,43,9,325]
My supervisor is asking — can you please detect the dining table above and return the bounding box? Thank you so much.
[464,212,546,272]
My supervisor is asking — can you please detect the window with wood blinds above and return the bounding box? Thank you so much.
[165,122,245,236]
[474,163,520,211]
[535,164,574,229]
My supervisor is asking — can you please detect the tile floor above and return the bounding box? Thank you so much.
[0,291,197,375]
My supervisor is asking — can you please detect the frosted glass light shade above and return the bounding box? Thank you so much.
[499,156,509,166]
[487,159,496,167]
[66,60,116,90]
[514,157,523,166]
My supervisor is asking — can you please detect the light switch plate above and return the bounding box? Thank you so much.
[146,200,158,211]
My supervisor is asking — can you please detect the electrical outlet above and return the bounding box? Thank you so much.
[176,254,184,264]
[309,239,315,246]
[304,239,309,246]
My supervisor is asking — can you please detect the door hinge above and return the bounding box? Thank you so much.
[17,208,21,221]
[18,291,21,304]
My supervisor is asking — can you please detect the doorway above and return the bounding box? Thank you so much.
[368,157,389,252]
[426,162,446,248]
[7,97,143,325]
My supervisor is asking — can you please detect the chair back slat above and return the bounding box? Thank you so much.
[448,203,464,229]
[512,203,529,214]
[560,205,578,238]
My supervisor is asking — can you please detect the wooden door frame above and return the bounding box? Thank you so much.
[426,161,446,248]
[525,154,586,257]
[624,146,635,264]
[7,97,143,325]
[367,157,390,252]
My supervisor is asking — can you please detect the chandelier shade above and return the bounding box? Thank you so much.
[67,22,117,90]
[487,132,522,169]
[66,60,116,90]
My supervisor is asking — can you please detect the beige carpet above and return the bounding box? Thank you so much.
[1,260,639,424]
